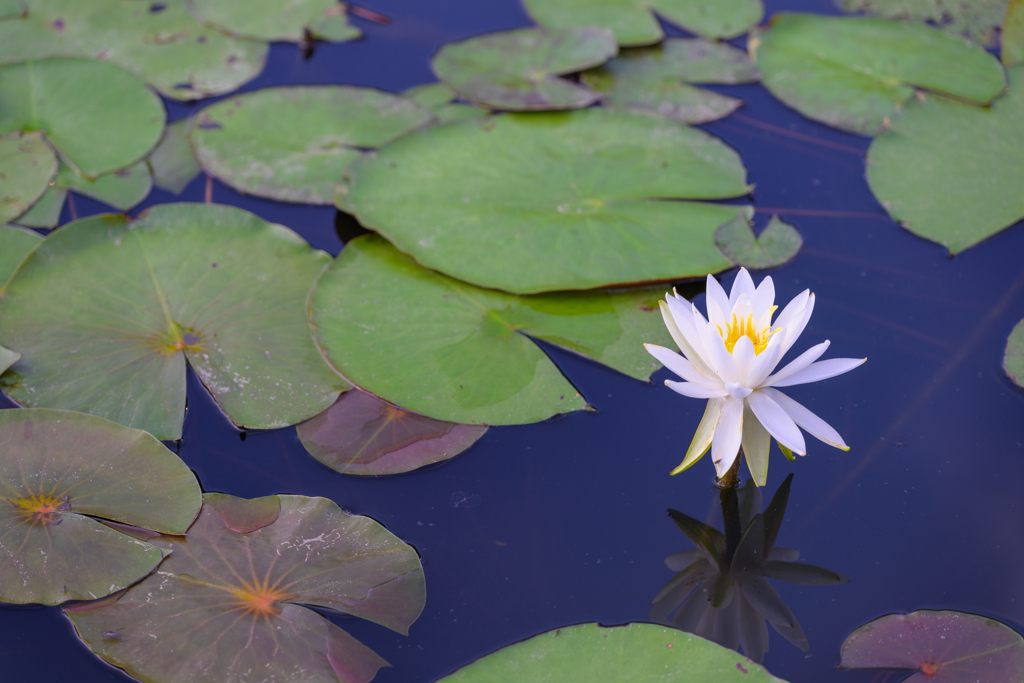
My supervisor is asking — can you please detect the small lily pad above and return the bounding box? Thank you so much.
[192,86,435,205]
[715,214,802,269]
[186,0,360,42]
[1004,0,1024,66]
[0,408,202,605]
[432,27,617,111]
[56,161,152,210]
[840,610,1024,682]
[1004,319,1024,387]
[0,343,18,374]
[147,118,201,195]
[403,83,488,123]
[837,0,1010,47]
[751,13,1008,135]
[0,223,42,284]
[13,187,64,228]
[0,131,57,224]
[66,493,425,683]
[298,389,489,475]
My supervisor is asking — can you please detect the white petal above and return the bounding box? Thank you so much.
[726,382,753,399]
[752,276,775,320]
[666,380,729,399]
[771,289,809,332]
[705,274,731,326]
[729,268,756,306]
[762,387,849,450]
[747,390,806,455]
[741,403,771,486]
[705,329,737,383]
[771,357,866,388]
[746,333,786,389]
[763,340,830,387]
[780,293,815,356]
[672,398,725,474]
[645,344,721,388]
[732,336,755,386]
[711,397,744,476]
[666,297,715,374]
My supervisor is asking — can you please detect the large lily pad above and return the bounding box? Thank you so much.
[751,13,1008,135]
[187,0,359,42]
[340,108,750,294]
[0,0,268,101]
[840,610,1024,681]
[298,389,489,476]
[1004,0,1024,67]
[522,0,764,45]
[0,408,201,605]
[715,214,802,269]
[0,58,164,178]
[1005,319,1024,387]
[147,118,201,195]
[0,131,56,224]
[0,223,42,284]
[66,493,425,683]
[437,622,786,682]
[311,235,674,425]
[837,0,1010,47]
[865,66,1024,253]
[0,0,24,19]
[192,86,435,205]
[0,203,349,440]
[432,27,617,111]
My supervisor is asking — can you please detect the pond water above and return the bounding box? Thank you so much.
[3,1,1024,682]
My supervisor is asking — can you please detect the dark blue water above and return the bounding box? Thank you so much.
[3,1,1024,681]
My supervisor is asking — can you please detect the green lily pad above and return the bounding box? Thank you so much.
[0,203,349,440]
[66,493,425,683]
[582,39,760,123]
[186,0,360,42]
[298,389,489,476]
[0,58,164,178]
[340,108,750,294]
[311,235,674,425]
[837,0,1009,47]
[1004,319,1024,387]
[751,13,1008,135]
[0,0,25,19]
[522,0,764,45]
[0,131,58,224]
[57,161,152,210]
[432,27,617,111]
[437,622,786,682]
[0,223,42,284]
[0,0,268,101]
[1005,0,1024,67]
[0,408,201,605]
[147,118,201,195]
[865,66,1024,253]
[0,343,18,374]
[404,83,488,123]
[715,214,802,269]
[192,86,435,205]
[13,187,65,228]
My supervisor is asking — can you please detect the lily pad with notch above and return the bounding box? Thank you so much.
[147,118,201,195]
[715,214,802,269]
[1004,319,1024,388]
[185,0,360,42]
[0,131,57,224]
[0,223,42,285]
[837,0,1010,47]
[403,83,488,123]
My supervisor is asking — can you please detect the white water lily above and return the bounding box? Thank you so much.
[645,268,865,485]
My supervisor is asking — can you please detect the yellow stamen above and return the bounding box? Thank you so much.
[10,493,70,525]
[225,579,295,619]
[716,313,774,355]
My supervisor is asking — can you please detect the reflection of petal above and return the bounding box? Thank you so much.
[762,473,794,554]
[672,580,715,632]
[767,547,799,562]
[742,576,798,628]
[760,561,849,585]
[732,515,766,575]
[668,510,726,565]
[770,616,810,652]
[711,590,742,651]
[665,549,700,571]
[694,599,718,640]
[651,558,715,604]
[710,572,734,609]
[737,479,763,529]
[738,591,768,664]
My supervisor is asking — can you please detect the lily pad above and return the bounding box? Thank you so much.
[715,214,802,269]
[404,83,488,123]
[0,131,57,224]
[437,622,786,682]
[1004,319,1024,387]
[0,0,267,101]
[751,13,1008,135]
[192,86,435,205]
[66,493,425,683]
[837,0,1010,47]
[865,66,1024,253]
[298,389,489,476]
[522,0,764,45]
[186,0,360,42]
[840,610,1024,681]
[0,343,18,374]
[582,39,759,124]
[0,0,24,19]
[1005,0,1024,67]
[147,118,201,195]
[340,108,751,294]
[0,223,42,284]
[311,234,674,425]
[0,203,349,440]
[0,408,202,605]
[57,161,152,210]
[432,27,617,111]
[13,187,64,228]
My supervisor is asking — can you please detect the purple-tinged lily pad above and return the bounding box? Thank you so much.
[298,389,489,475]
[66,493,425,683]
[840,610,1024,682]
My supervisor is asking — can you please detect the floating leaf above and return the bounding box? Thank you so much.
[840,610,1024,682]
[147,119,201,195]
[0,0,267,101]
[340,108,750,294]
[0,408,201,605]
[0,223,42,284]
[298,389,489,475]
[13,187,64,228]
[0,343,18,374]
[192,86,435,205]
[0,203,349,440]
[0,131,57,224]
[56,161,152,210]
[522,0,764,45]
[0,0,24,19]
[837,0,1009,47]
[436,622,786,682]
[311,235,674,425]
[66,493,425,683]
[186,0,360,42]
[403,83,488,123]
[432,27,617,111]
[751,13,1007,135]
[1004,0,1024,66]
[866,66,1024,253]
[715,214,802,269]
[1004,319,1024,387]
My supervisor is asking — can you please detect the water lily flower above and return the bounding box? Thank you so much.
[645,268,865,485]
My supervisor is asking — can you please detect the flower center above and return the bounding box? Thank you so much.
[717,313,774,355]
[10,493,71,525]
[226,580,295,618]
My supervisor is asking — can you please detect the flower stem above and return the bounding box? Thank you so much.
[715,455,742,489]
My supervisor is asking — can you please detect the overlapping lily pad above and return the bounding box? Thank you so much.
[51,161,152,211]
[0,409,201,605]
[147,118,201,195]
[0,0,24,19]
[432,27,617,111]
[838,0,1010,46]
[186,0,360,42]
[866,66,1024,253]
[311,235,674,425]
[0,223,41,284]
[192,86,435,205]
[522,0,764,45]
[1006,0,1024,66]
[12,186,64,228]
[1005,320,1024,388]
[298,389,489,475]
[840,610,1024,681]
[0,203,349,440]
[751,13,1008,135]
[0,0,267,101]
[340,108,750,294]
[715,214,802,269]
[66,493,425,683]
[404,83,488,123]
[0,131,56,224]
[0,343,18,374]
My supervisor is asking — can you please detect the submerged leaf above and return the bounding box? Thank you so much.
[147,118,201,195]
[715,214,803,269]
[837,0,1010,47]
[0,223,42,285]
[0,131,57,224]
[1004,319,1024,387]
[186,0,360,42]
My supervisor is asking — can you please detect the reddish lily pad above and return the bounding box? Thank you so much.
[840,610,1024,682]
[298,389,489,475]
[66,493,425,683]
